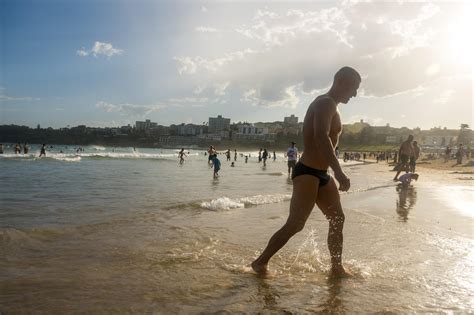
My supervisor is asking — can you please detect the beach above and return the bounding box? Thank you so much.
[1,145,473,313]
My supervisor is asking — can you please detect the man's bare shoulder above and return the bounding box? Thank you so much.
[309,95,337,113]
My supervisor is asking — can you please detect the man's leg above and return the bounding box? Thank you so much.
[252,175,319,274]
[393,162,406,180]
[315,177,347,276]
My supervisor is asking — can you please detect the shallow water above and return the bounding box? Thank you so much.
[1,145,473,313]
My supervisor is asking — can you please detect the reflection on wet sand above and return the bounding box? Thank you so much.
[396,185,417,222]
[255,277,281,310]
[317,278,345,313]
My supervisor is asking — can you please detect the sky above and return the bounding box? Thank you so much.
[1,0,473,130]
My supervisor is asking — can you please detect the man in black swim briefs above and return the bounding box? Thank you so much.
[252,67,360,278]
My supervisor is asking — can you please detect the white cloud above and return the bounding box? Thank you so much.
[241,84,299,108]
[77,41,123,58]
[434,89,455,104]
[0,88,39,102]
[96,101,164,117]
[174,49,257,74]
[171,2,470,116]
[196,26,218,33]
[214,82,230,96]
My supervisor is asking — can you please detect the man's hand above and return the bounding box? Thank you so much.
[335,170,350,192]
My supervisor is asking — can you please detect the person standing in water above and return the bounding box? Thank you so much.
[39,144,47,157]
[178,148,186,164]
[286,142,298,176]
[262,148,268,166]
[251,66,361,278]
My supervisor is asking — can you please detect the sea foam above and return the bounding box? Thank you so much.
[200,193,291,211]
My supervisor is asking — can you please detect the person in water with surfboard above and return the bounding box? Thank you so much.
[251,67,361,278]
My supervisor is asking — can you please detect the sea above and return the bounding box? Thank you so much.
[1,144,473,313]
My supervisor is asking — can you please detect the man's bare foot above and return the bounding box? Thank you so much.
[329,265,353,279]
[251,260,268,275]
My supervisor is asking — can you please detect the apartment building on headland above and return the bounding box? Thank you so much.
[208,115,231,134]
[283,114,298,125]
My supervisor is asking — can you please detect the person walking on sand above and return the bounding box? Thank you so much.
[393,135,414,181]
[456,144,464,165]
[409,141,420,173]
[273,151,276,162]
[251,66,361,278]
[286,142,298,176]
[444,146,451,162]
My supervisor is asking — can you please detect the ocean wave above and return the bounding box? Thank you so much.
[200,193,291,211]
[0,152,182,160]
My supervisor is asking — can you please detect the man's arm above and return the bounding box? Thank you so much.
[312,100,350,191]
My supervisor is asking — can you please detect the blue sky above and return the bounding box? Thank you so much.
[1,0,472,129]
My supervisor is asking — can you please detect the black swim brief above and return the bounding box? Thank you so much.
[291,162,331,186]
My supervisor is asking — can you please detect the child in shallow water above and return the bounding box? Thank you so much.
[398,173,419,186]
[212,156,221,178]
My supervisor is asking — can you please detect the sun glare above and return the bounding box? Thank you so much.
[446,5,474,68]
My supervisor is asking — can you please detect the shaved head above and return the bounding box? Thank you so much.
[334,66,361,84]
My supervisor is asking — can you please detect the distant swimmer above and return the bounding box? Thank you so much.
[226,149,231,161]
[393,135,414,181]
[39,144,47,157]
[231,162,235,167]
[273,151,276,162]
[211,155,221,178]
[251,66,361,278]
[397,173,419,187]
[23,143,29,154]
[178,148,187,164]
[234,149,237,162]
[0,143,4,154]
[14,143,21,154]
[286,142,298,176]
[245,155,248,163]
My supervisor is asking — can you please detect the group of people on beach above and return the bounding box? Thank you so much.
[392,134,420,185]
